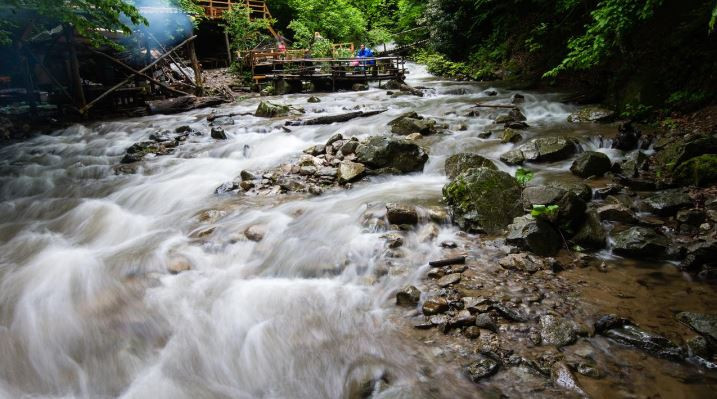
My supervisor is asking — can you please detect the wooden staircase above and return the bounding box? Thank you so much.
[197,0,279,40]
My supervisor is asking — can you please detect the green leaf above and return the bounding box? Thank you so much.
[515,168,534,186]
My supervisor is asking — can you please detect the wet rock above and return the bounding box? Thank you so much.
[352,83,369,91]
[612,226,668,258]
[491,303,528,322]
[484,90,498,96]
[422,296,449,315]
[549,181,593,203]
[570,151,611,178]
[326,133,343,146]
[437,273,462,287]
[498,253,550,273]
[673,154,717,187]
[340,141,359,155]
[511,93,525,104]
[642,189,692,216]
[602,323,683,360]
[382,232,404,248]
[463,296,490,313]
[475,313,498,332]
[567,106,615,123]
[677,208,706,226]
[552,362,587,396]
[478,131,492,139]
[576,363,602,379]
[619,151,648,177]
[597,204,637,223]
[443,167,523,234]
[686,335,712,358]
[255,101,290,117]
[307,96,321,103]
[386,203,418,225]
[500,137,580,165]
[337,160,365,184]
[539,315,577,347]
[679,240,717,272]
[495,108,526,124]
[676,312,717,342]
[571,209,607,249]
[240,170,256,181]
[451,309,476,327]
[654,135,717,173]
[244,225,267,242]
[444,153,497,179]
[465,355,500,381]
[506,215,562,256]
[355,136,428,173]
[396,285,421,306]
[388,112,437,135]
[502,128,522,144]
[240,181,255,191]
[303,144,326,156]
[168,257,192,274]
[612,122,642,151]
[465,326,481,339]
[505,121,529,130]
[405,133,422,140]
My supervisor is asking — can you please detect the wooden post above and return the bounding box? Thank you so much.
[224,30,232,66]
[187,40,203,95]
[65,26,86,108]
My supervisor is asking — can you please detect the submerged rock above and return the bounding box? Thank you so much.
[210,127,227,140]
[500,137,580,165]
[465,355,500,381]
[602,323,683,360]
[676,312,717,342]
[502,128,523,144]
[443,167,523,234]
[611,226,668,258]
[444,153,497,179]
[422,296,449,315]
[570,151,611,178]
[388,112,437,135]
[355,136,428,173]
[506,215,562,256]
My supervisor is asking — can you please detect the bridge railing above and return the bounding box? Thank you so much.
[267,56,406,80]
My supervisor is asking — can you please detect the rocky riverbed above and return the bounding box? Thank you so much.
[0,64,716,398]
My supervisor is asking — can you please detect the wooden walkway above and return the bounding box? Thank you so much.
[198,0,279,39]
[263,56,406,91]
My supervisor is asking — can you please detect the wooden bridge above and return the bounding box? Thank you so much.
[263,56,406,92]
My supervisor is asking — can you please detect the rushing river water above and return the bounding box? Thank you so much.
[1,64,715,398]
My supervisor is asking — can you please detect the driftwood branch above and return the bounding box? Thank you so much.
[285,109,387,126]
[473,103,518,109]
[87,47,189,97]
[79,35,197,114]
[428,256,466,267]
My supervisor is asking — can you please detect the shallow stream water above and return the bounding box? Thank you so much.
[0,64,715,398]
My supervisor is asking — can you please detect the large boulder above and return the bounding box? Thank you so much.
[255,101,290,117]
[522,185,586,234]
[337,160,365,184]
[386,203,418,225]
[355,136,428,173]
[570,151,612,178]
[673,154,717,187]
[654,135,717,173]
[612,226,669,258]
[676,312,717,342]
[567,106,615,123]
[506,215,562,256]
[500,137,580,165]
[619,151,648,178]
[444,153,497,179]
[443,167,523,234]
[642,189,692,216]
[388,112,437,135]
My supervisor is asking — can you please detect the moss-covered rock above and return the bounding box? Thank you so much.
[567,106,615,123]
[654,135,717,173]
[443,167,523,233]
[444,153,497,179]
[388,112,437,135]
[255,101,290,118]
[673,154,717,187]
[500,136,581,165]
[502,128,522,143]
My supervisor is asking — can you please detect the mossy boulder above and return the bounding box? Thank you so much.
[522,185,586,235]
[500,137,581,165]
[673,155,717,187]
[442,167,523,234]
[255,101,290,117]
[567,106,615,123]
[444,153,497,179]
[355,136,428,173]
[502,128,523,144]
[654,135,717,173]
[570,151,612,178]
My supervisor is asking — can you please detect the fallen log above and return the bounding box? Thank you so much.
[146,95,227,115]
[285,109,387,126]
[428,256,467,267]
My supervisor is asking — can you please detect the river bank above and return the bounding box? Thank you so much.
[0,63,715,398]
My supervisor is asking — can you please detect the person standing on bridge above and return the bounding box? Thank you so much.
[356,44,375,73]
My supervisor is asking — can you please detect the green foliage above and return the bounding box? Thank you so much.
[224,4,273,52]
[545,0,664,77]
[620,103,654,120]
[711,2,717,31]
[531,204,560,218]
[4,0,147,48]
[413,50,468,78]
[514,168,534,186]
[367,27,393,47]
[310,37,333,58]
[666,90,712,110]
[284,0,366,44]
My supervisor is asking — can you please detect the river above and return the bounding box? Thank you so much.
[0,64,715,398]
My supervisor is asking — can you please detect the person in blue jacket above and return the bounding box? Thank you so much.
[356,44,375,66]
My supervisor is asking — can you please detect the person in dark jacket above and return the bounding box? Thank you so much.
[356,44,375,65]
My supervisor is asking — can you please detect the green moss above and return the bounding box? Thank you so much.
[673,154,717,187]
